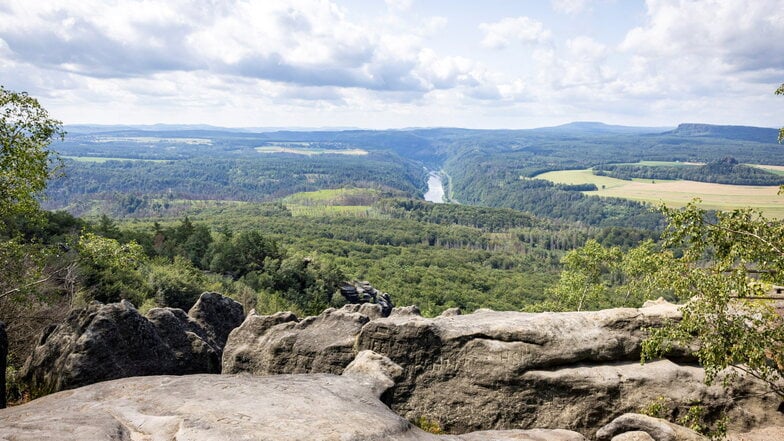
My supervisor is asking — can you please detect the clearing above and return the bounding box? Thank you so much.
[281,188,380,217]
[255,144,368,156]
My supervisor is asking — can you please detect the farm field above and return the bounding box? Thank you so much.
[536,169,784,218]
[255,146,368,155]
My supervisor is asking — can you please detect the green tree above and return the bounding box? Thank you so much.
[147,256,206,310]
[209,231,282,279]
[545,239,622,311]
[95,214,120,239]
[76,232,148,306]
[641,201,784,397]
[0,86,64,217]
[777,82,784,143]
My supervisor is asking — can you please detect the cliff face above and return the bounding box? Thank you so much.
[222,302,784,436]
[14,299,784,438]
[666,123,779,143]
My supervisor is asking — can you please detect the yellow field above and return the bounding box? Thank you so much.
[535,169,784,218]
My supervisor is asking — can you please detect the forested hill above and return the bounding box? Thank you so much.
[49,122,784,225]
[665,123,780,143]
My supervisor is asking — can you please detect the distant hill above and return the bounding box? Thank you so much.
[534,121,672,134]
[666,123,779,143]
[64,124,361,134]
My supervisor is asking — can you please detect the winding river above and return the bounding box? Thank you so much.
[424,172,445,203]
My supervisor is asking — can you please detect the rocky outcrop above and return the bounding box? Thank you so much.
[222,303,384,375]
[0,321,6,409]
[223,302,784,436]
[187,291,244,348]
[21,292,243,394]
[340,280,394,316]
[0,350,586,441]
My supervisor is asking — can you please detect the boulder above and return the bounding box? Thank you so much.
[457,429,587,441]
[353,305,700,434]
[0,351,586,441]
[0,321,6,409]
[187,291,245,349]
[223,302,784,436]
[596,413,707,441]
[21,292,243,394]
[610,432,655,441]
[145,307,221,373]
[222,304,377,375]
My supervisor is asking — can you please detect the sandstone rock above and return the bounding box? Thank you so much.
[355,305,706,434]
[391,305,422,316]
[596,413,707,441]
[457,429,587,440]
[187,291,245,349]
[0,321,6,409]
[223,303,784,436]
[222,305,374,375]
[21,292,243,393]
[343,302,385,320]
[0,351,584,441]
[145,307,220,373]
[440,307,462,317]
[343,349,404,398]
[611,432,655,441]
[727,426,784,441]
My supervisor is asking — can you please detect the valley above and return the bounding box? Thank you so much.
[3,3,784,438]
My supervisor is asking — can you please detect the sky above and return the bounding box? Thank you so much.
[1,0,783,129]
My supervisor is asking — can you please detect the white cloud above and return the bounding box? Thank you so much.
[551,0,590,15]
[385,0,413,12]
[0,0,781,129]
[479,16,552,49]
[0,0,477,95]
[621,0,784,76]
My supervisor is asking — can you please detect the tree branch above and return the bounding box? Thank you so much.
[704,220,784,257]
[0,265,69,300]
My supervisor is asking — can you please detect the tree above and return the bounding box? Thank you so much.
[0,86,64,217]
[777,82,784,143]
[545,239,622,311]
[640,202,784,397]
[76,232,148,306]
[147,256,206,310]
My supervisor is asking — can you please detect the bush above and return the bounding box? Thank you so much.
[146,257,206,310]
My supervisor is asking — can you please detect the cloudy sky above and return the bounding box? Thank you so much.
[1,0,782,129]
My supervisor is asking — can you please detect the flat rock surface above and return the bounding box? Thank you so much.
[0,373,585,441]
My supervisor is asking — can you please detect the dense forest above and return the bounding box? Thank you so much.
[594,157,784,186]
[46,154,427,216]
[45,122,784,224]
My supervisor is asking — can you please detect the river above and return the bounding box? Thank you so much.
[424,172,445,203]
